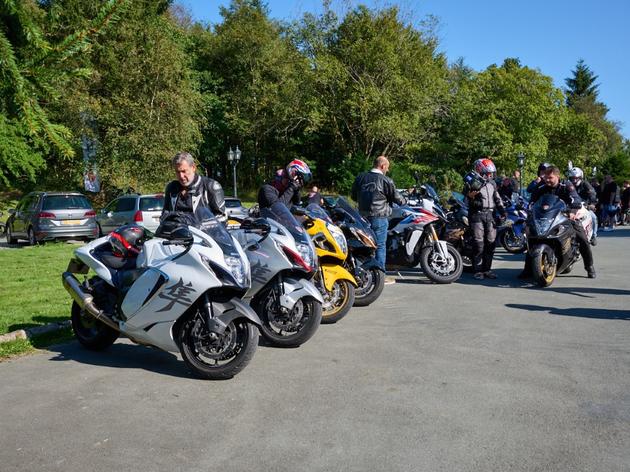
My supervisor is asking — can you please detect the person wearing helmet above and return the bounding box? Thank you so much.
[162,152,226,221]
[258,159,312,209]
[463,158,506,280]
[568,167,598,245]
[526,162,552,194]
[520,165,596,279]
[352,155,406,278]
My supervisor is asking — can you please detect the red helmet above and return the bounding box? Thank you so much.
[473,158,496,177]
[109,224,146,258]
[286,159,312,184]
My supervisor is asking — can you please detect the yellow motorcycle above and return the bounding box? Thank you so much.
[294,204,357,324]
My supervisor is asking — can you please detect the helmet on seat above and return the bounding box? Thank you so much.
[109,224,146,258]
[473,158,496,179]
[286,159,312,184]
[568,167,584,186]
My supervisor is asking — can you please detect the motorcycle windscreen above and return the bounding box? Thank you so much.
[195,208,241,258]
[334,197,374,234]
[260,202,311,248]
[531,194,566,219]
[305,203,333,223]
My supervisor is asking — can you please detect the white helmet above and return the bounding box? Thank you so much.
[568,167,583,185]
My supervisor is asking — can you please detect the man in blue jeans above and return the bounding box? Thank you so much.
[352,156,406,284]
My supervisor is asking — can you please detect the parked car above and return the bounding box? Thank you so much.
[225,197,249,220]
[6,192,98,245]
[96,193,164,235]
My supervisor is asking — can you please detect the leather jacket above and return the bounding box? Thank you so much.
[162,174,226,219]
[530,180,583,209]
[463,179,505,215]
[351,170,406,218]
[574,181,598,206]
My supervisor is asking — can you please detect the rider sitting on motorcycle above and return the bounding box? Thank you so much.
[464,158,506,280]
[258,160,312,209]
[568,167,599,246]
[519,165,596,279]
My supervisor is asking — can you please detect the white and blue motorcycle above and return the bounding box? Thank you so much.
[62,209,261,380]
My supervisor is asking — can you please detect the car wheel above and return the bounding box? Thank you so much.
[6,224,17,244]
[27,227,38,246]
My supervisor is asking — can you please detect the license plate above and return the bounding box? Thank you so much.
[61,219,81,225]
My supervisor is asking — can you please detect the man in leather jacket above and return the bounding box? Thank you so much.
[161,152,226,221]
[520,165,596,279]
[351,156,406,273]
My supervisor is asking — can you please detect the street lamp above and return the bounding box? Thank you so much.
[227,146,241,197]
[517,152,525,196]
[591,166,597,178]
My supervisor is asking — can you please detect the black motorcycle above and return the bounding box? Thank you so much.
[324,196,385,307]
[526,194,581,287]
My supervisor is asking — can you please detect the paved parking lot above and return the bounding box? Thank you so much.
[1,228,629,471]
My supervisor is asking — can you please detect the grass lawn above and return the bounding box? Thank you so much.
[0,242,78,335]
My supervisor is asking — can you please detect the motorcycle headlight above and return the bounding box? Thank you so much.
[534,218,554,235]
[296,243,315,269]
[327,223,348,255]
[225,255,248,287]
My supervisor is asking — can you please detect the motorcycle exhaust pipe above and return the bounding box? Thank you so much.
[62,272,120,333]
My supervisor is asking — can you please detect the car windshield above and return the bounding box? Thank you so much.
[225,199,242,208]
[140,196,164,211]
[42,195,91,210]
[260,202,310,246]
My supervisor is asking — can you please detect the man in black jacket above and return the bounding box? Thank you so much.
[351,156,406,274]
[161,152,226,221]
[520,165,596,279]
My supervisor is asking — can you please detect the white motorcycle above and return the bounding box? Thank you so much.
[231,203,323,348]
[62,209,261,380]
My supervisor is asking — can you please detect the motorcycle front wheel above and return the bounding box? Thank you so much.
[321,280,355,324]
[531,248,557,287]
[178,312,258,380]
[500,228,527,254]
[420,243,463,284]
[257,292,322,348]
[353,265,385,307]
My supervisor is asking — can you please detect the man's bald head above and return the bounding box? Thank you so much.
[373,155,390,174]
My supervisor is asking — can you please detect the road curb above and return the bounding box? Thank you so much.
[0,320,71,344]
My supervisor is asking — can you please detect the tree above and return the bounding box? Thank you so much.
[565,59,599,107]
[0,0,125,187]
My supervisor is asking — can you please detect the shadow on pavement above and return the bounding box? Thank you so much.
[46,341,197,380]
[506,303,630,320]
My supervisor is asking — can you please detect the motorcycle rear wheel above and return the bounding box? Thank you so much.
[257,292,322,348]
[420,243,463,284]
[353,266,385,307]
[178,312,258,380]
[321,280,355,324]
[532,249,557,287]
[71,301,119,351]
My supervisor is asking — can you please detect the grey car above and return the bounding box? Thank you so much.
[96,193,164,235]
[6,192,98,245]
[225,197,249,221]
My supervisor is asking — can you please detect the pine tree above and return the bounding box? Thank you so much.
[565,59,599,108]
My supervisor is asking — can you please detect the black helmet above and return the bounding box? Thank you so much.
[109,224,146,258]
[537,162,552,176]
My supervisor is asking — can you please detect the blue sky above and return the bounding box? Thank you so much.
[177,0,629,139]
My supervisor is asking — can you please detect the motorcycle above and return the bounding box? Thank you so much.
[323,196,385,307]
[387,193,463,284]
[62,209,261,380]
[526,194,593,287]
[496,195,528,254]
[230,203,323,347]
[293,204,358,324]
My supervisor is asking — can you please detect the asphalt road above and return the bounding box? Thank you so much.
[1,228,629,472]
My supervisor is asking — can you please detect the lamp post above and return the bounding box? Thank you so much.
[227,146,241,197]
[591,166,597,179]
[517,152,525,197]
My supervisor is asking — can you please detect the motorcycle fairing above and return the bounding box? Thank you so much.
[320,263,357,291]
